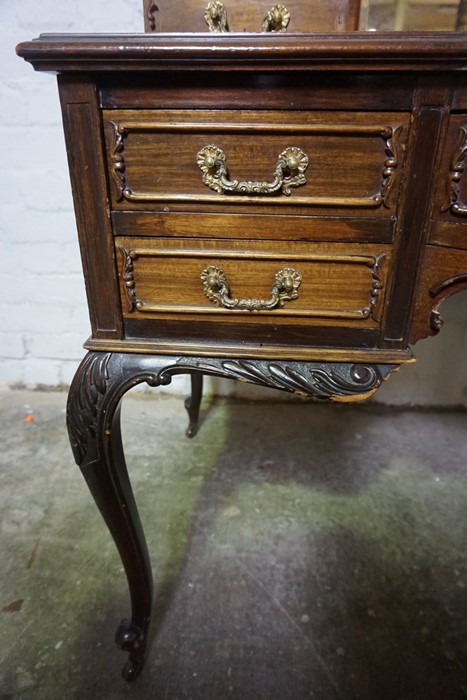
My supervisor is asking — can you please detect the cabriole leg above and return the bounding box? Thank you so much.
[65,351,397,680]
[66,352,153,681]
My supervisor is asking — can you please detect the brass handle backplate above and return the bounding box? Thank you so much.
[204,3,290,32]
[201,265,302,311]
[197,145,308,197]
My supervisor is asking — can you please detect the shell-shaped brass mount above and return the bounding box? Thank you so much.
[204,3,290,32]
[262,4,291,32]
[204,1,229,31]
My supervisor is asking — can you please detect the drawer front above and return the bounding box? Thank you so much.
[116,237,390,331]
[105,110,409,223]
[143,0,360,33]
[430,113,467,250]
[433,113,467,222]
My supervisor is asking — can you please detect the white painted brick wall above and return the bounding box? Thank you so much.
[1,0,141,389]
[2,1,467,405]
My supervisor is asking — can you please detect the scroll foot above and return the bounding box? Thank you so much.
[122,656,144,682]
[116,619,146,682]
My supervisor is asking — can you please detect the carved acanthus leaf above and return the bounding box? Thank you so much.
[154,358,397,401]
[441,125,467,216]
[363,253,385,321]
[110,122,128,202]
[67,352,111,465]
[381,125,402,209]
[146,2,159,31]
[119,247,137,312]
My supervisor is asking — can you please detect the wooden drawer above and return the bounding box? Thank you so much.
[433,113,467,223]
[430,113,467,251]
[142,0,360,33]
[116,237,390,334]
[105,109,409,224]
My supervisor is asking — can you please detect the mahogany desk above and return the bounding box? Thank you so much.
[17,32,467,680]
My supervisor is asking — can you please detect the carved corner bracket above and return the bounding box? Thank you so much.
[67,353,399,464]
[167,358,398,402]
[429,271,467,333]
[68,354,400,461]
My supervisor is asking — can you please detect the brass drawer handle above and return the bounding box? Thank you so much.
[204,3,290,32]
[201,265,302,311]
[197,145,308,196]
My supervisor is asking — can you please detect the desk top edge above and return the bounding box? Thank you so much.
[16,32,467,72]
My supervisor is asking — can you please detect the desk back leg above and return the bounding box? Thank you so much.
[184,371,204,438]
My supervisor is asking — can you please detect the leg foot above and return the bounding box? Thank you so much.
[122,655,145,683]
[116,619,146,682]
[184,372,203,438]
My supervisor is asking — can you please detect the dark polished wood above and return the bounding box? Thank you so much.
[66,350,398,678]
[66,352,153,681]
[16,31,467,681]
[16,32,467,72]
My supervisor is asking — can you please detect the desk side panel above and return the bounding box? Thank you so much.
[58,75,123,339]
[410,84,467,344]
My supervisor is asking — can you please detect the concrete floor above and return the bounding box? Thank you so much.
[1,388,467,700]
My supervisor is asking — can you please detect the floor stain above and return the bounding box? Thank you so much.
[26,539,40,569]
[2,599,24,613]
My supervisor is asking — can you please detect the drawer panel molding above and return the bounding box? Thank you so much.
[108,116,404,211]
[118,243,386,322]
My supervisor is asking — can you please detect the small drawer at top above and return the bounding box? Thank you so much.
[104,109,409,218]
